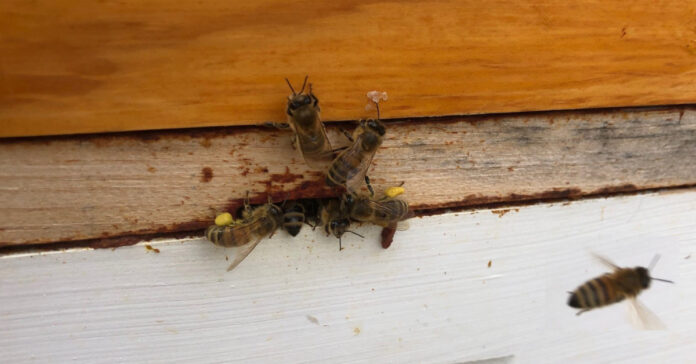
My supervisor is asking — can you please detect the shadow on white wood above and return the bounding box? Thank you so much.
[1,190,695,363]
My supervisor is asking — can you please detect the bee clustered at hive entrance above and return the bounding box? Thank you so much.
[205,77,410,272]
[201,78,674,330]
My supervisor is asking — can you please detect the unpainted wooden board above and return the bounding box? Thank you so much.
[1,107,696,246]
[1,0,696,137]
[0,190,694,363]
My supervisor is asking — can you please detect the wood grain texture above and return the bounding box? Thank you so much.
[1,106,696,247]
[1,0,696,137]
[1,191,694,363]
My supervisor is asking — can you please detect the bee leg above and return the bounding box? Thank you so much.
[241,191,253,218]
[365,175,375,197]
[339,237,343,251]
[291,135,299,150]
[576,309,590,316]
[330,146,348,153]
[340,129,354,143]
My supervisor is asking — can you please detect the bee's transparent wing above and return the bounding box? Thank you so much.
[295,123,334,169]
[591,252,620,270]
[627,297,666,330]
[395,220,410,231]
[345,150,377,194]
[226,234,264,272]
[224,218,272,272]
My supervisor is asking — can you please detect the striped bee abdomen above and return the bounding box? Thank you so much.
[326,148,361,186]
[205,225,246,247]
[282,202,306,237]
[568,275,620,309]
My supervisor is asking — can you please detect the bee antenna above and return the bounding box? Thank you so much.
[346,230,365,239]
[299,75,309,94]
[285,78,296,95]
[338,237,342,251]
[375,102,381,120]
[651,277,674,284]
[648,253,662,271]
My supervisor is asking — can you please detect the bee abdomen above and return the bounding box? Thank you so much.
[283,211,305,237]
[205,225,243,247]
[327,152,361,186]
[568,276,616,309]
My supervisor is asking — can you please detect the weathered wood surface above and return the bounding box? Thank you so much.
[1,106,696,247]
[2,0,696,137]
[1,191,693,363]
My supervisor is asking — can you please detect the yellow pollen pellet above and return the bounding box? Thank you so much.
[384,186,405,198]
[215,212,234,226]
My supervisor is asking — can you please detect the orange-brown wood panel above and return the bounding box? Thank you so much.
[1,1,696,137]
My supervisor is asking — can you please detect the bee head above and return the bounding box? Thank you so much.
[636,267,651,289]
[287,93,318,116]
[329,218,349,238]
[365,119,386,136]
[285,76,318,120]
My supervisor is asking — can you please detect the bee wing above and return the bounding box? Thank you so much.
[590,252,621,270]
[224,219,269,271]
[295,124,334,169]
[345,150,377,194]
[367,199,409,227]
[207,223,254,248]
[395,220,410,231]
[226,235,265,272]
[627,297,666,330]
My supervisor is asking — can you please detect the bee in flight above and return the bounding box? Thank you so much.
[325,110,386,195]
[206,193,283,271]
[268,76,334,169]
[567,253,673,329]
[318,198,363,250]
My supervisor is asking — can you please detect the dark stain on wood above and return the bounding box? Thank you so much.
[201,167,214,182]
[270,167,304,184]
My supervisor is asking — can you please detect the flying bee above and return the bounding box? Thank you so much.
[567,253,673,329]
[318,198,363,250]
[326,117,386,195]
[268,76,333,169]
[340,192,410,228]
[205,195,283,271]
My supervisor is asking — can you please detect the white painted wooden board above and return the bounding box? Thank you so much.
[1,190,695,363]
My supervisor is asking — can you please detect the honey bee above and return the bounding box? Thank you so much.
[326,117,385,194]
[567,253,673,329]
[281,200,307,237]
[206,196,283,271]
[318,198,363,250]
[275,76,334,169]
[340,192,410,228]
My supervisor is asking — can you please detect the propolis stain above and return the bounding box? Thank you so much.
[201,167,214,183]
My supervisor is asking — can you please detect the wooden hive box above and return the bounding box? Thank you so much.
[1,1,695,362]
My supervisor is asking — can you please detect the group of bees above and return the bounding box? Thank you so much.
[206,77,410,271]
[204,77,674,328]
